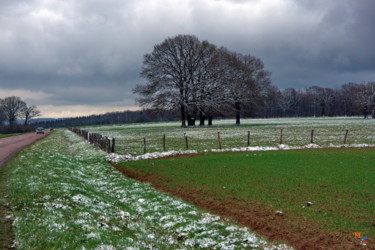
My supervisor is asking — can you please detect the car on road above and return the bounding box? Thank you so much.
[36,127,45,134]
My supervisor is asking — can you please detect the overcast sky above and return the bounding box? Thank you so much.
[1,0,374,118]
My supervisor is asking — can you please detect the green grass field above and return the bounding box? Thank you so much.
[119,148,375,241]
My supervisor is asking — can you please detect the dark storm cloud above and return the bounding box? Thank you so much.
[0,0,374,117]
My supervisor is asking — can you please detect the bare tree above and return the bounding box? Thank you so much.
[278,88,300,117]
[256,84,280,117]
[134,35,220,127]
[134,35,272,126]
[0,96,26,126]
[219,49,271,125]
[190,41,224,126]
[20,104,41,125]
[0,99,6,125]
[356,82,375,118]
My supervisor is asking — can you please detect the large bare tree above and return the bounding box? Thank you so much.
[0,96,26,126]
[134,35,272,126]
[219,49,271,125]
[187,41,224,126]
[134,35,219,127]
[20,104,41,125]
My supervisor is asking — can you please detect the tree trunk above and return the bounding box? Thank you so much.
[187,115,196,126]
[363,105,368,119]
[180,104,186,127]
[235,102,241,125]
[199,111,205,126]
[9,116,16,127]
[208,115,213,126]
[320,102,325,116]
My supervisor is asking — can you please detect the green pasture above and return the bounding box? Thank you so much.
[83,117,375,155]
[120,147,375,239]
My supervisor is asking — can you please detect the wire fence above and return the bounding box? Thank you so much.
[69,127,115,153]
[69,126,374,156]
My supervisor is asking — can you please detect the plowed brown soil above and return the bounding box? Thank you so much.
[113,162,370,250]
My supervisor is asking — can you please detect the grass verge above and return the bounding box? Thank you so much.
[0,159,14,248]
[1,130,287,249]
[116,148,375,248]
[0,133,22,139]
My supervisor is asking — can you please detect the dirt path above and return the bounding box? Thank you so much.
[0,131,51,168]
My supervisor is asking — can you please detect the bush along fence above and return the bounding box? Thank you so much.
[69,127,360,156]
[69,127,115,153]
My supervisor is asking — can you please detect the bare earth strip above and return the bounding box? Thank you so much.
[0,131,51,168]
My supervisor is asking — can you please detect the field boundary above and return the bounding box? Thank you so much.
[69,127,115,153]
[70,125,375,157]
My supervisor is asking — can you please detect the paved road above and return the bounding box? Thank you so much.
[0,131,51,168]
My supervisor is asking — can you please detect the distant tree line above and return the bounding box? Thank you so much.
[192,81,375,119]
[272,82,375,118]
[31,81,375,129]
[31,109,177,128]
[0,96,41,133]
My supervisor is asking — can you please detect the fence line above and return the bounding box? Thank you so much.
[69,127,115,153]
[69,127,359,155]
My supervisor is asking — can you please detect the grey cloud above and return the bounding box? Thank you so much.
[0,0,374,117]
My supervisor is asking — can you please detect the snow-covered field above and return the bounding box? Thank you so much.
[6,130,291,249]
[84,117,375,156]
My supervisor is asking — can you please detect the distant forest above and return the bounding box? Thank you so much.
[31,81,375,129]
[31,109,181,128]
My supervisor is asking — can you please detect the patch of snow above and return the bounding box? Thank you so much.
[107,150,198,162]
[86,232,100,240]
[72,194,92,205]
[95,245,116,250]
[205,143,375,154]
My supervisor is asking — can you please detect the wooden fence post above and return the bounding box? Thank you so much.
[111,138,115,153]
[247,131,250,147]
[310,129,314,144]
[143,137,147,154]
[163,134,166,151]
[218,132,222,149]
[280,129,283,145]
[185,135,189,150]
[343,130,349,144]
